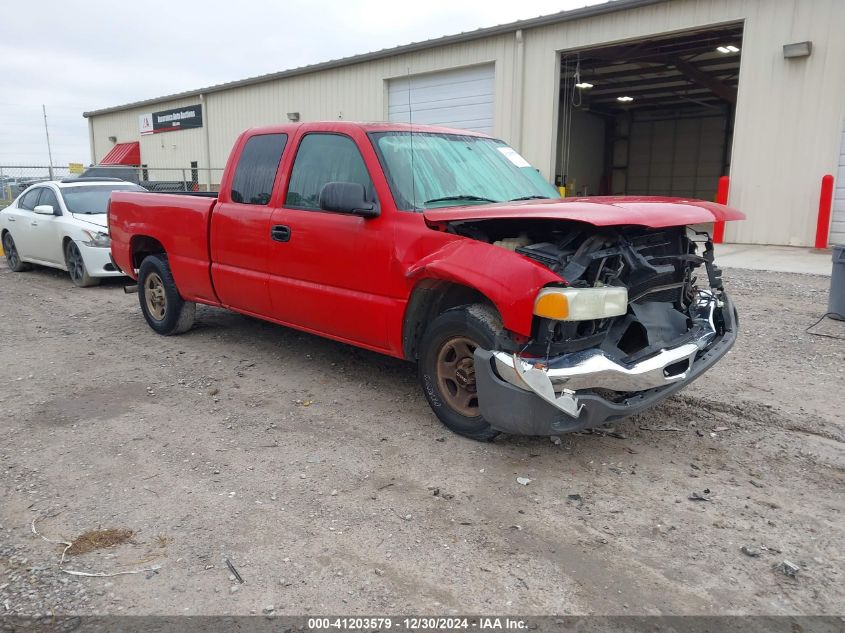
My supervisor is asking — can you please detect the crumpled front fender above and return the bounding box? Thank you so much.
[405,239,562,337]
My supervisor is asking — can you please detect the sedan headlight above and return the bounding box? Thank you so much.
[81,229,111,248]
[534,286,628,321]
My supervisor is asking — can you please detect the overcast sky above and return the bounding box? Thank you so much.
[1,0,606,166]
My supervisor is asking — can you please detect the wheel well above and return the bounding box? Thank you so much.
[131,236,166,269]
[402,280,497,361]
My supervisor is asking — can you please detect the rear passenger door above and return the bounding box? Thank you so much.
[7,188,44,259]
[267,131,393,350]
[209,133,287,316]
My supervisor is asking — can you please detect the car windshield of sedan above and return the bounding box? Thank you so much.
[61,184,145,214]
[369,131,559,211]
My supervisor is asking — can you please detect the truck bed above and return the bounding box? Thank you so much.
[109,191,219,303]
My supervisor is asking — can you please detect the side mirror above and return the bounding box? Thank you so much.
[33,204,55,215]
[319,182,379,218]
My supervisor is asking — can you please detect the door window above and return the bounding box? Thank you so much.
[18,188,42,210]
[37,188,61,214]
[285,134,374,210]
[230,133,287,205]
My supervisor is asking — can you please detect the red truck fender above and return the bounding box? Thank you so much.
[404,238,563,340]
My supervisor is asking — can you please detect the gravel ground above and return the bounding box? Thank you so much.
[0,263,843,617]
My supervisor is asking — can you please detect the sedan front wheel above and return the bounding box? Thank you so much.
[64,241,100,287]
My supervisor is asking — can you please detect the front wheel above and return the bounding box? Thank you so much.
[138,255,195,335]
[3,232,32,272]
[418,304,503,442]
[65,241,100,287]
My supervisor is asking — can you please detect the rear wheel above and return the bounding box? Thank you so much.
[418,304,503,442]
[65,241,100,287]
[3,232,32,272]
[138,255,196,335]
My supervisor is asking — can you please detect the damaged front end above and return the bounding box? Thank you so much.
[464,223,738,435]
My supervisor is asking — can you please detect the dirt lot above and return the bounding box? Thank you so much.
[1,263,843,617]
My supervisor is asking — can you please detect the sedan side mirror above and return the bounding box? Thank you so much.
[319,182,379,218]
[33,204,55,215]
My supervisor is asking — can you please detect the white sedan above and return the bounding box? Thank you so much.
[0,179,144,286]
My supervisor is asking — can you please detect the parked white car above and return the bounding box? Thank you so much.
[0,179,144,286]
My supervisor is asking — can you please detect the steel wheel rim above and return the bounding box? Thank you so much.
[144,272,167,320]
[66,243,84,282]
[4,235,18,269]
[435,335,480,417]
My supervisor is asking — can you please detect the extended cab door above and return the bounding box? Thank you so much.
[209,133,288,316]
[267,129,394,350]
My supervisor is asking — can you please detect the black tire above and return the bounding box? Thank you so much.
[64,240,100,287]
[2,231,32,272]
[418,303,503,442]
[138,254,196,335]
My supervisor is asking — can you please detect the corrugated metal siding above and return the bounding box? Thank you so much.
[88,0,845,246]
[831,120,845,245]
[91,95,208,170]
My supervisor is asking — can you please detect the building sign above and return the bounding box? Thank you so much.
[139,104,203,135]
[68,162,84,174]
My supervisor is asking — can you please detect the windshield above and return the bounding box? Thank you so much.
[61,184,145,214]
[369,132,559,211]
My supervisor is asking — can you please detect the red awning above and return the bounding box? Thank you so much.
[100,142,140,166]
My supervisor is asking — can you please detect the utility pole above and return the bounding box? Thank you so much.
[42,104,54,180]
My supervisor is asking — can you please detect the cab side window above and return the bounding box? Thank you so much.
[38,188,61,214]
[230,133,287,205]
[18,189,41,211]
[285,134,374,210]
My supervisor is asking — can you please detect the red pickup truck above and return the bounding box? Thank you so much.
[109,121,743,441]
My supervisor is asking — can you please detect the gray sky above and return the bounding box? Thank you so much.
[1,0,605,166]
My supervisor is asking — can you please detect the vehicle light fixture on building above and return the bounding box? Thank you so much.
[783,41,812,59]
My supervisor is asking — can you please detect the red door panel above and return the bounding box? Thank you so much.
[210,202,273,315]
[267,208,394,348]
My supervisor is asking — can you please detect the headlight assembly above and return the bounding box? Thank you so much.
[81,229,111,248]
[534,286,628,321]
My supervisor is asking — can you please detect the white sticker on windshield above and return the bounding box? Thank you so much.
[497,146,531,168]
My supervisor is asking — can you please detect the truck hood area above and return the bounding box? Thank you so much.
[423,196,744,228]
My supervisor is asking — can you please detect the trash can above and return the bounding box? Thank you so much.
[830,245,845,321]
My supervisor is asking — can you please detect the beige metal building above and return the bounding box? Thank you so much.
[84,0,845,247]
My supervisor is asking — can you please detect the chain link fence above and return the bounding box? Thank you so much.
[0,165,225,208]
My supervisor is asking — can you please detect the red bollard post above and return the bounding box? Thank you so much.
[713,176,730,244]
[815,174,834,249]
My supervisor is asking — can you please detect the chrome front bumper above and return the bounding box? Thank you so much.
[474,293,737,435]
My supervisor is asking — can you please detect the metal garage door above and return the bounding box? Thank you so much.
[388,65,495,134]
[831,119,845,245]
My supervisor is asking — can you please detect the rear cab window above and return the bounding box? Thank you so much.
[230,133,288,205]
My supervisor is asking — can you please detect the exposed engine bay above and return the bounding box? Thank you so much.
[446,218,729,368]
